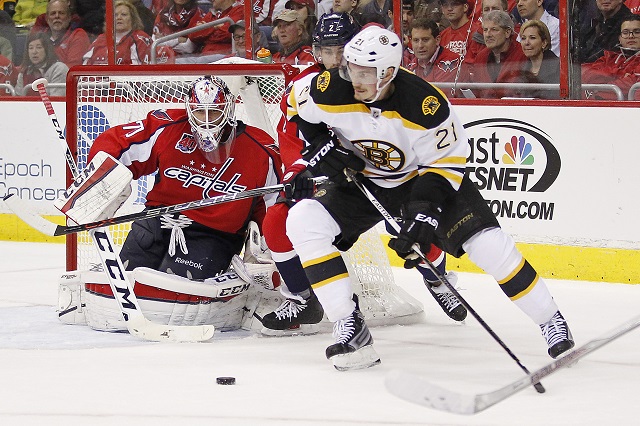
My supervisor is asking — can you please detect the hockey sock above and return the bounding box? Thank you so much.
[416,248,446,283]
[275,256,312,294]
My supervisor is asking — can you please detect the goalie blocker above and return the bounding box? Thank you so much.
[54,151,133,224]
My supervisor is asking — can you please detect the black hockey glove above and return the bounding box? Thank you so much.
[388,201,442,269]
[301,133,365,184]
[282,163,316,201]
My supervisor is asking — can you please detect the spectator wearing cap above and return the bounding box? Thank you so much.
[515,0,559,56]
[187,0,244,57]
[285,0,317,45]
[439,0,484,64]
[271,9,315,65]
[30,0,90,67]
[152,0,203,57]
[228,19,269,56]
[465,9,527,97]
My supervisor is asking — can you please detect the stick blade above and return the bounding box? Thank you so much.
[127,315,215,342]
[385,370,478,415]
[3,194,59,236]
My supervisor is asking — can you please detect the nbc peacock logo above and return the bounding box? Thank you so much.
[503,135,534,166]
[465,118,560,193]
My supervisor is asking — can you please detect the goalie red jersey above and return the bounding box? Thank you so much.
[88,108,282,234]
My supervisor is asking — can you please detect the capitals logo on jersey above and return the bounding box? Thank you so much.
[437,58,460,73]
[175,132,198,153]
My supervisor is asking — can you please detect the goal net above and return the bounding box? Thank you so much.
[65,63,424,326]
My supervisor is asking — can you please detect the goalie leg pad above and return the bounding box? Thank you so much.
[54,151,133,224]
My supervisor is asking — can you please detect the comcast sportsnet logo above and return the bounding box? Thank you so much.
[465,118,560,193]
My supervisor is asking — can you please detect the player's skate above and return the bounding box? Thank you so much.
[260,292,324,336]
[424,271,467,322]
[540,310,575,358]
[325,296,380,371]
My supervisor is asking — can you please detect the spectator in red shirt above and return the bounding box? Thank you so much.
[152,0,203,57]
[0,52,17,95]
[468,9,527,97]
[30,0,90,67]
[83,0,152,65]
[271,9,315,65]
[407,18,466,83]
[186,0,244,58]
[439,0,484,63]
[582,14,640,99]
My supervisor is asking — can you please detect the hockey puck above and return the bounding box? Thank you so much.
[216,376,236,385]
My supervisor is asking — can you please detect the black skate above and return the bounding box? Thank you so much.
[540,311,575,358]
[325,297,380,371]
[424,272,467,322]
[260,292,324,336]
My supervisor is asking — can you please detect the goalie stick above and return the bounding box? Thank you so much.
[385,313,640,414]
[343,169,545,394]
[3,183,289,237]
[31,78,214,342]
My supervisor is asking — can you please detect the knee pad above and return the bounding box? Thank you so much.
[286,199,341,257]
[463,227,521,281]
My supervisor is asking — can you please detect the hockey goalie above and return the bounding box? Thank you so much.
[55,76,289,334]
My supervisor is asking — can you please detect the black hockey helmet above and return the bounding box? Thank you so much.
[312,12,360,48]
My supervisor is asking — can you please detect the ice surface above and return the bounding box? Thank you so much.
[0,241,638,425]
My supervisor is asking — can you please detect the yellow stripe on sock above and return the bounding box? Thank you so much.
[509,274,539,301]
[311,272,350,289]
[302,251,342,268]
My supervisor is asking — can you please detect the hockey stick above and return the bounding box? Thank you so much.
[31,78,79,177]
[32,79,214,342]
[343,169,545,394]
[3,183,289,237]
[385,314,640,414]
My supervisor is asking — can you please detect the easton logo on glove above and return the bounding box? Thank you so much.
[305,138,335,167]
[415,213,438,229]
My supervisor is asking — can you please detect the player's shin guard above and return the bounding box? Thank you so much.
[464,227,574,357]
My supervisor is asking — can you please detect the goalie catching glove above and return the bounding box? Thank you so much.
[388,201,442,269]
[54,151,132,224]
[301,133,365,184]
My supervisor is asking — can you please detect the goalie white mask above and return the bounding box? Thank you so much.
[186,76,237,162]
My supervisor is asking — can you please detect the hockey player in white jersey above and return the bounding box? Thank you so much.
[285,25,575,370]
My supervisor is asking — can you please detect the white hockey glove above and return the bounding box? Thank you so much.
[54,151,133,224]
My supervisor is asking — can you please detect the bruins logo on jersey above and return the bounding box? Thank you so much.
[317,71,331,92]
[352,140,405,172]
[422,96,440,115]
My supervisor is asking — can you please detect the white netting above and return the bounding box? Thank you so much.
[67,65,423,325]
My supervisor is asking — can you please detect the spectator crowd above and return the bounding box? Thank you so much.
[0,0,638,99]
